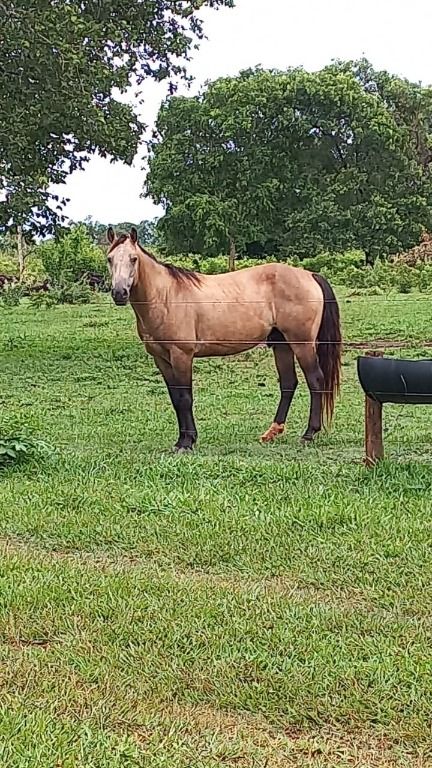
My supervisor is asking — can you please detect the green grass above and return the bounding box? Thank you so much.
[1,293,432,766]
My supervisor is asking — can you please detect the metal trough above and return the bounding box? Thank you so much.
[357,356,432,405]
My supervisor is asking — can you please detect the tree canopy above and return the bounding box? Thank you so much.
[79,216,158,246]
[146,60,432,261]
[0,0,233,234]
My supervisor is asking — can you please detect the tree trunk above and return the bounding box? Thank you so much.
[228,237,236,272]
[17,225,25,282]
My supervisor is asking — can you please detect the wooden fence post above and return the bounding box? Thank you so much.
[228,237,236,272]
[17,225,25,282]
[364,351,384,467]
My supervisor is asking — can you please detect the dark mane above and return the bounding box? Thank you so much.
[137,243,202,287]
[109,233,202,286]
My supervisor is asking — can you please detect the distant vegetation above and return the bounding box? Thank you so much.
[2,222,432,311]
[146,59,432,264]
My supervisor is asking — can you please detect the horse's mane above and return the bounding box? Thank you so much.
[108,234,202,287]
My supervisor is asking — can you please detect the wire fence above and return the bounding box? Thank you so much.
[3,295,432,463]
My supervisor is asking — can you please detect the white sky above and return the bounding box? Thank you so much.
[54,0,432,225]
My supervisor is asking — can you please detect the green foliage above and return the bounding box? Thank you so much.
[79,217,159,247]
[168,254,280,274]
[30,280,94,308]
[36,225,106,283]
[301,250,365,279]
[22,256,47,285]
[0,284,23,308]
[331,257,432,294]
[0,0,234,233]
[147,60,432,261]
[0,437,32,466]
[0,254,18,277]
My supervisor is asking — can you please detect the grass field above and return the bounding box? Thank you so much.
[1,292,432,766]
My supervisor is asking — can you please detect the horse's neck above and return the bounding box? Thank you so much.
[130,250,169,321]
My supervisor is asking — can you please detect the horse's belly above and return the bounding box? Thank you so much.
[195,322,269,357]
[194,340,260,358]
[195,304,271,357]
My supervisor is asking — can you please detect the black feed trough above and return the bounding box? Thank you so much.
[357,356,432,405]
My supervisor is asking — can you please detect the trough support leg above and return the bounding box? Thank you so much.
[365,395,383,467]
[364,349,384,467]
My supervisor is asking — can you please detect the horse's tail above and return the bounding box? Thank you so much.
[312,273,342,427]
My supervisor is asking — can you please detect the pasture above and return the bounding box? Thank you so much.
[1,292,432,767]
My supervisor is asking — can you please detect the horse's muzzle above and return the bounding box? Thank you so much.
[111,288,129,306]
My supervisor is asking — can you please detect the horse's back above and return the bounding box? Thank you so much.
[200,261,322,302]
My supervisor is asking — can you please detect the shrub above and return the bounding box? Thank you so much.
[0,437,32,466]
[0,254,18,277]
[0,435,52,468]
[36,225,107,284]
[418,264,432,293]
[23,255,47,285]
[30,280,94,308]
[0,284,23,308]
[301,250,364,279]
[167,253,280,274]
[54,282,94,305]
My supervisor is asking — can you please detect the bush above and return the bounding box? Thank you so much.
[23,255,47,285]
[36,224,107,284]
[167,253,280,274]
[0,435,52,468]
[0,437,32,466]
[0,254,18,277]
[418,264,432,293]
[30,280,94,308]
[0,284,23,308]
[301,250,364,279]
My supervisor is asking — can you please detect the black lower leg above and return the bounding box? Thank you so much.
[302,365,324,441]
[275,375,298,425]
[274,345,298,425]
[167,383,197,450]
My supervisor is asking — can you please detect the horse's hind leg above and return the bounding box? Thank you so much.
[291,343,324,443]
[261,339,298,443]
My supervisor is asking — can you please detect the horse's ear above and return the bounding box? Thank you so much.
[107,227,115,244]
[130,227,138,244]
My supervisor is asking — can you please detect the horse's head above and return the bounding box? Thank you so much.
[107,227,140,306]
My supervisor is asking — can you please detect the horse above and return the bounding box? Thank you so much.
[107,227,342,453]
[0,274,18,290]
[30,279,51,293]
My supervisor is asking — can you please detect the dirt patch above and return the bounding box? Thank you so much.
[131,703,428,767]
[5,636,53,650]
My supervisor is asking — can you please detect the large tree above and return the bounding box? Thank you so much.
[146,60,432,262]
[0,0,233,234]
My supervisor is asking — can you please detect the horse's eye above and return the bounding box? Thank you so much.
[107,255,113,264]
[131,256,138,264]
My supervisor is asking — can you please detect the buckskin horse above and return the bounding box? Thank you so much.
[107,227,342,452]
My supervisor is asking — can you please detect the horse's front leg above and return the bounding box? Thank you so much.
[153,351,197,452]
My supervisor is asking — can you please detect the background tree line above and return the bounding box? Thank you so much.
[146,59,432,263]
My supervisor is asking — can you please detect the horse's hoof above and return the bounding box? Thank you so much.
[260,423,285,444]
[301,434,315,445]
[172,445,193,455]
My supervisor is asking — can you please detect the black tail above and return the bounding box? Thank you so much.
[312,273,342,427]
